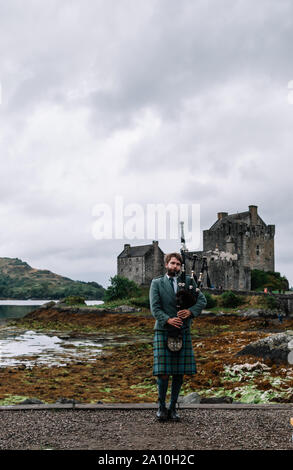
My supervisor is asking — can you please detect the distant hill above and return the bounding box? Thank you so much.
[0,257,105,300]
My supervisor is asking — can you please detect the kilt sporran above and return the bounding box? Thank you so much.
[166,326,183,352]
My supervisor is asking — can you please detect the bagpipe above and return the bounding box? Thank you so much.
[175,251,199,310]
[175,222,211,310]
[166,223,211,352]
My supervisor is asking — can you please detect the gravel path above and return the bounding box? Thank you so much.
[0,408,293,450]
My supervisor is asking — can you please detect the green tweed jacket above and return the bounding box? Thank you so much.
[149,274,207,331]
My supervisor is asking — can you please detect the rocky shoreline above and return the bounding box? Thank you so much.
[1,305,293,406]
[39,300,293,319]
[36,300,143,315]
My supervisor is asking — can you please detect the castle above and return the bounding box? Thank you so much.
[117,205,275,291]
[117,241,165,286]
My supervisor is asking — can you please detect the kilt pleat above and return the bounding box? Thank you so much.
[153,329,197,376]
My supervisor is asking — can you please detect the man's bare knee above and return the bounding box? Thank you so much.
[159,375,169,380]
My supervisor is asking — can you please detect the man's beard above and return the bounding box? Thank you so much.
[167,268,180,277]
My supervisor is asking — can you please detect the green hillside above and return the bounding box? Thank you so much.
[0,257,105,300]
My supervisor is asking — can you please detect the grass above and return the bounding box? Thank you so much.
[0,395,32,405]
[201,384,293,404]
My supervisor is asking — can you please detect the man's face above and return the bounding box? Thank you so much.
[165,256,182,277]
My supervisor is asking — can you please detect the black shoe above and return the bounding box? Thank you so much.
[156,406,168,421]
[168,407,180,421]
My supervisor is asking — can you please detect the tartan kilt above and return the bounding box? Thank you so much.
[153,328,197,376]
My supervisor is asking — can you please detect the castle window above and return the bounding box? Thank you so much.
[256,245,260,256]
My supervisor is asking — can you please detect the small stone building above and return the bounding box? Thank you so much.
[117,241,165,286]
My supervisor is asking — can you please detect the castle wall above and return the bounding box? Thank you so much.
[144,246,165,284]
[152,241,165,278]
[117,242,165,286]
[204,222,248,255]
[117,256,145,285]
[240,224,274,272]
[145,252,154,284]
[117,207,275,291]
[185,253,251,291]
[203,211,275,275]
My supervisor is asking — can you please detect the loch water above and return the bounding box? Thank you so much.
[0,299,109,367]
[0,299,104,321]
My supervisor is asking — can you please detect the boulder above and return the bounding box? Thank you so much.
[54,397,81,404]
[112,305,141,313]
[239,308,287,319]
[40,301,56,309]
[258,309,285,318]
[19,398,44,405]
[54,305,107,314]
[179,393,233,404]
[241,308,263,318]
[199,311,216,317]
[200,396,233,404]
[228,362,270,374]
[236,331,293,363]
[178,392,201,404]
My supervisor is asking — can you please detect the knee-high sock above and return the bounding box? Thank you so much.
[157,376,169,407]
[170,374,183,409]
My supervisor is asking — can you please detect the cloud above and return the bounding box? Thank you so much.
[0,0,292,287]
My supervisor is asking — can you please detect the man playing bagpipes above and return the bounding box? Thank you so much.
[149,250,207,422]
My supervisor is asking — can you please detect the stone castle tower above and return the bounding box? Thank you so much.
[117,205,275,291]
[185,205,275,290]
[203,205,275,271]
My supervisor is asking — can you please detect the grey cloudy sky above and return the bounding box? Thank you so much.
[0,0,293,287]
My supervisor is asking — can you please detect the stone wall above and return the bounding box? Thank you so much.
[117,256,145,285]
[203,221,248,254]
[152,241,165,279]
[242,225,275,272]
[203,207,275,274]
[117,242,165,286]
[185,253,251,291]
[202,288,293,313]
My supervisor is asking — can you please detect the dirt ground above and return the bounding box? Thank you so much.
[0,408,293,450]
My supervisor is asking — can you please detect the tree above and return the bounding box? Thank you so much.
[251,269,289,292]
[220,291,244,308]
[104,275,141,301]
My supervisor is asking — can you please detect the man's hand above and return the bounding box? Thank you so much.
[167,317,183,328]
[177,309,192,320]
